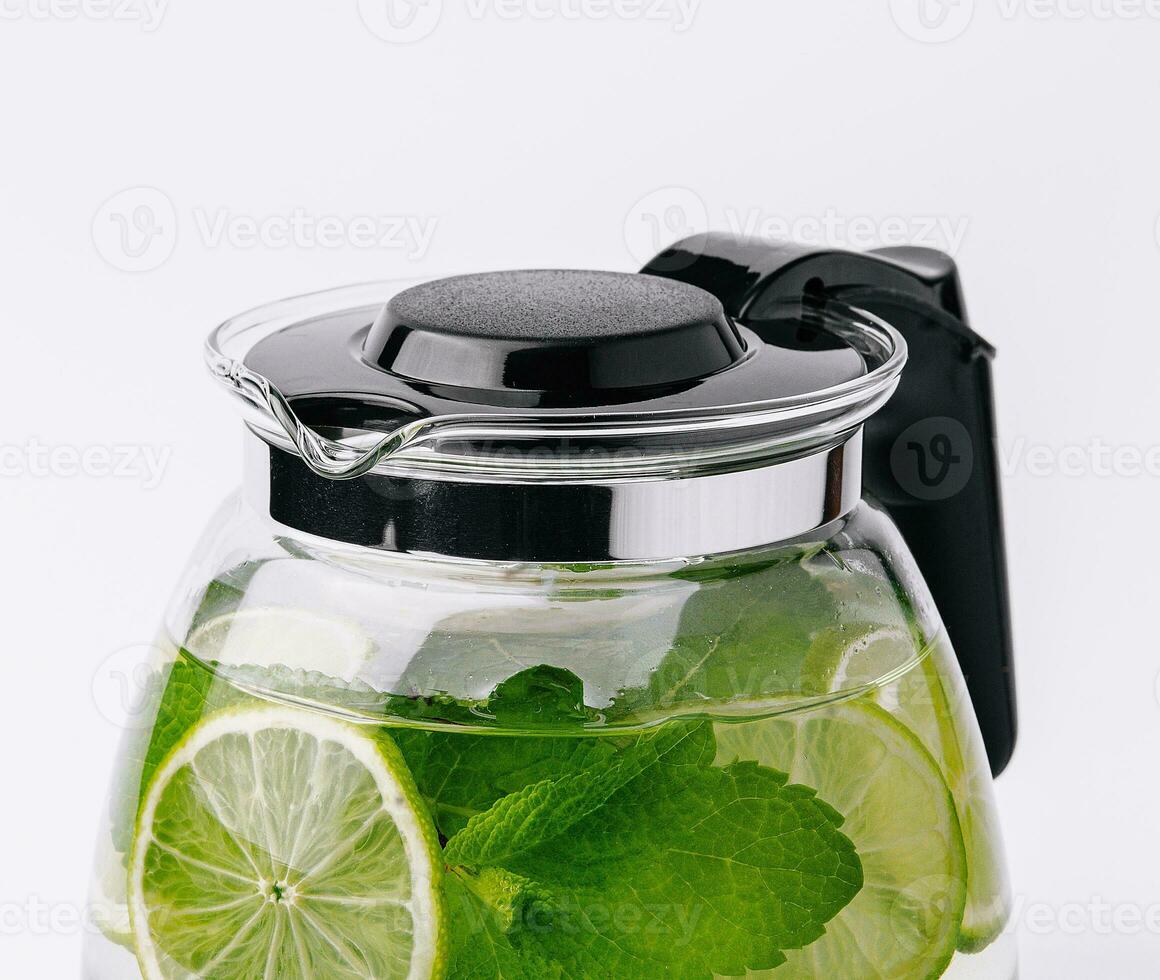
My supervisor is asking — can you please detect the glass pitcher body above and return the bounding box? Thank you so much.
[85,491,1013,979]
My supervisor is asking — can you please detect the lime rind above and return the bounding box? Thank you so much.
[804,622,1012,956]
[799,623,920,697]
[957,897,1012,954]
[185,606,374,678]
[897,647,1012,954]
[716,699,967,980]
[89,854,134,951]
[129,703,445,980]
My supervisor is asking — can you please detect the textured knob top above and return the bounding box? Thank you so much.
[361,270,746,397]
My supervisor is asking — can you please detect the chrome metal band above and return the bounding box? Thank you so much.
[242,428,863,562]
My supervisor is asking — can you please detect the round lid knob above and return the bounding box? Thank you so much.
[361,270,746,401]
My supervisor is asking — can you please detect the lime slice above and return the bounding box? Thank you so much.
[186,607,373,679]
[893,646,1012,953]
[800,623,919,695]
[90,834,133,950]
[715,700,966,979]
[129,704,444,979]
[804,624,1011,954]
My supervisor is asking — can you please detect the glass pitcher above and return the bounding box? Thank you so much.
[85,234,1018,979]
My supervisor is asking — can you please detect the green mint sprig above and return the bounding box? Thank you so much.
[402,718,863,978]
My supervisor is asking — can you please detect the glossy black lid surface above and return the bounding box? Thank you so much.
[366,271,745,397]
[243,269,871,423]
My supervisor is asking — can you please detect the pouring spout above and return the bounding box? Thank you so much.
[206,346,429,480]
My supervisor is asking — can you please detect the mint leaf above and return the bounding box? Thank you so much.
[445,874,565,979]
[487,665,597,728]
[445,721,862,978]
[108,652,220,855]
[611,556,836,718]
[393,729,617,840]
[505,755,861,977]
[110,563,291,854]
[386,665,602,732]
[443,722,711,867]
[395,593,692,713]
[132,568,258,804]
[138,654,222,796]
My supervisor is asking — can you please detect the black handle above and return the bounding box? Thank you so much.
[641,233,1017,776]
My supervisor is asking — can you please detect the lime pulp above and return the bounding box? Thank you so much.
[129,704,444,980]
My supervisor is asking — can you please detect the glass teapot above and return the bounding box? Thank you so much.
[86,234,1018,979]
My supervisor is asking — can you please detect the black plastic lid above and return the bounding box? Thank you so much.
[243,269,872,422]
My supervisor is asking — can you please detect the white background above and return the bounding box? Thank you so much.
[2,2,1158,977]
